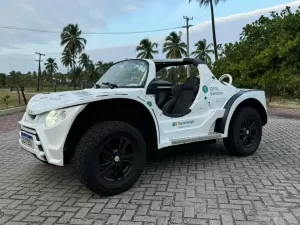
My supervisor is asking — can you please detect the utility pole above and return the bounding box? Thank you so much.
[35,52,45,92]
[183,16,193,78]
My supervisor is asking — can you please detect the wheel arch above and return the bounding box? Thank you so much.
[63,97,159,156]
[214,91,268,136]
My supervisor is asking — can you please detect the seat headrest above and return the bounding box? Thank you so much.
[183,77,200,90]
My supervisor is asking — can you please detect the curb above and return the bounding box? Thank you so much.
[0,106,26,116]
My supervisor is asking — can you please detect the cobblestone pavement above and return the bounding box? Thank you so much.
[0,112,23,135]
[0,113,300,224]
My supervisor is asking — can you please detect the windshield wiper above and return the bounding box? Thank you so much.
[91,83,101,89]
[102,82,118,89]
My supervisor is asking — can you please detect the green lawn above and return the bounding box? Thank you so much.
[1,87,300,111]
[0,86,76,110]
[24,86,74,94]
[268,96,300,109]
[0,89,35,110]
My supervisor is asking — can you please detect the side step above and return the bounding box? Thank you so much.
[170,132,222,145]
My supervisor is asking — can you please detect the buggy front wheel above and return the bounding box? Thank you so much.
[74,121,147,196]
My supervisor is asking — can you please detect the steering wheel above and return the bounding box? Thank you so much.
[219,74,233,85]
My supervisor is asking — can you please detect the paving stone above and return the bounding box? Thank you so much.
[1,113,300,224]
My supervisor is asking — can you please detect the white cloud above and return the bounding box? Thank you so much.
[0,0,143,49]
[190,0,300,33]
[122,4,138,12]
[0,1,299,73]
[78,0,300,61]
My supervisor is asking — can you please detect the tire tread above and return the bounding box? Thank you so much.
[74,121,146,196]
[223,107,262,157]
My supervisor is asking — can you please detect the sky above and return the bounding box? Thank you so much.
[0,0,300,74]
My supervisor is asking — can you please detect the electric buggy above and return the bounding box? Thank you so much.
[18,58,268,196]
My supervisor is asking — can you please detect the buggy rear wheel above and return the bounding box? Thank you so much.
[223,107,262,156]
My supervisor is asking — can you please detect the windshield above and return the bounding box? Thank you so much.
[96,59,149,88]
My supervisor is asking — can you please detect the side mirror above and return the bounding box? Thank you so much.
[146,79,172,95]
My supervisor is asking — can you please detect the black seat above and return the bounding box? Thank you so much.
[162,77,200,117]
[155,91,171,109]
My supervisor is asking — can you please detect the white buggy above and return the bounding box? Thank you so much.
[18,58,268,196]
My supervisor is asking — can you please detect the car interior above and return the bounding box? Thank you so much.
[151,62,200,117]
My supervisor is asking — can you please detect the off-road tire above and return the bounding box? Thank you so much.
[74,121,147,196]
[63,149,74,164]
[223,107,262,156]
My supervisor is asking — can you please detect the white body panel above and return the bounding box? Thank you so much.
[18,105,86,165]
[18,58,267,166]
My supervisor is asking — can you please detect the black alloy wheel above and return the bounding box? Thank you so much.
[74,121,147,196]
[239,118,257,147]
[223,107,262,156]
[97,137,135,181]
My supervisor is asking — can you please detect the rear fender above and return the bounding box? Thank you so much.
[215,90,267,136]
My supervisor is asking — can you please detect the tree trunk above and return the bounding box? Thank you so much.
[51,73,53,90]
[20,85,27,105]
[54,80,57,92]
[73,54,76,90]
[16,86,21,105]
[40,74,43,90]
[209,0,218,61]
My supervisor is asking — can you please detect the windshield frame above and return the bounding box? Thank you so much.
[96,59,150,89]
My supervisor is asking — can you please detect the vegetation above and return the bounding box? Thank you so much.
[191,39,214,64]
[60,24,87,89]
[1,95,10,109]
[1,6,300,111]
[213,7,300,100]
[44,57,58,91]
[163,31,187,58]
[188,0,226,60]
[136,38,159,59]
[0,90,34,110]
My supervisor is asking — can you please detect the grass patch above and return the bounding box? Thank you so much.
[0,89,36,110]
[267,96,300,109]
[0,86,77,110]
[1,88,300,111]
[24,86,75,94]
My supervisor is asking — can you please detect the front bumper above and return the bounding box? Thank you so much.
[18,105,86,166]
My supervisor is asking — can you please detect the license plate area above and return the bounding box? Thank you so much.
[21,132,34,149]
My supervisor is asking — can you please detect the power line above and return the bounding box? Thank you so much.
[0,25,183,35]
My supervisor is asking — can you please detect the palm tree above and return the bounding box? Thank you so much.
[215,43,225,58]
[188,0,225,61]
[163,31,187,58]
[73,66,83,89]
[61,49,74,71]
[191,39,214,63]
[60,24,87,89]
[102,62,114,74]
[95,61,103,73]
[87,63,99,84]
[61,49,74,89]
[79,53,92,70]
[44,57,58,91]
[45,58,58,75]
[136,38,159,59]
[79,53,93,88]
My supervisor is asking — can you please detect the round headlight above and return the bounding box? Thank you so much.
[45,110,58,128]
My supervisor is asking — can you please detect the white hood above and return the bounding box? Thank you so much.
[26,88,144,115]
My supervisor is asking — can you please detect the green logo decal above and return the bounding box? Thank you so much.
[172,120,194,127]
[202,85,208,93]
[147,101,152,107]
